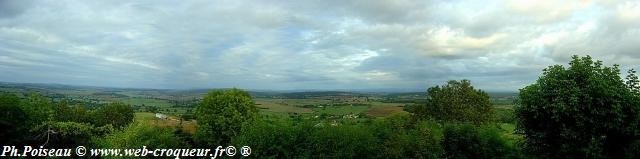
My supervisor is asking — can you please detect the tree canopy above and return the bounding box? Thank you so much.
[516,55,640,158]
[413,80,494,124]
[94,102,134,129]
[195,88,258,146]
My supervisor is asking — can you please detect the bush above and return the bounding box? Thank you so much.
[442,123,514,159]
[95,123,185,149]
[232,118,314,158]
[309,124,379,158]
[376,119,443,159]
[32,121,108,148]
[234,113,449,159]
[234,117,380,159]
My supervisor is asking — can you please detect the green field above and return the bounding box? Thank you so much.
[121,98,173,107]
[253,98,410,118]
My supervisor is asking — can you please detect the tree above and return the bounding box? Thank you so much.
[0,93,28,145]
[94,102,134,129]
[195,88,258,146]
[516,55,640,158]
[21,93,54,127]
[413,80,494,124]
[54,101,90,124]
[53,100,72,122]
[33,121,102,148]
[626,69,640,94]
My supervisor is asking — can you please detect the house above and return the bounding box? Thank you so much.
[155,113,168,120]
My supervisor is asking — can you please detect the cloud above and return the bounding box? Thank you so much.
[0,0,639,91]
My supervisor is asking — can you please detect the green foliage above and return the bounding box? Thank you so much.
[95,123,185,149]
[626,69,640,94]
[233,118,314,158]
[54,101,90,123]
[234,113,445,159]
[0,94,29,145]
[195,88,258,146]
[32,121,107,148]
[21,93,54,126]
[310,124,379,158]
[372,115,443,159]
[414,80,494,124]
[495,108,516,123]
[94,102,134,129]
[516,55,640,158]
[442,123,515,159]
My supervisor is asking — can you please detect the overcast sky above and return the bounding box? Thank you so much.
[0,0,639,91]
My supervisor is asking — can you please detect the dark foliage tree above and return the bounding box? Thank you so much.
[0,94,28,145]
[413,80,494,124]
[195,88,258,146]
[626,69,640,94]
[94,102,134,129]
[53,100,90,123]
[516,55,640,158]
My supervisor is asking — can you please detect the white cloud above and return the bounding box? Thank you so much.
[0,0,639,91]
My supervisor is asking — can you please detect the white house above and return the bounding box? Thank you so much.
[155,113,168,120]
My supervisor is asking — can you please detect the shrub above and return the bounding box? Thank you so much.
[233,118,314,158]
[95,123,185,149]
[442,123,514,159]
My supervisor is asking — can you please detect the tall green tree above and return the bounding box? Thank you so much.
[516,55,640,158]
[195,88,258,146]
[94,102,134,129]
[413,80,494,124]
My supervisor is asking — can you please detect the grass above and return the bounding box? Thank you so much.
[255,99,313,113]
[134,112,197,134]
[120,98,173,107]
[134,112,157,122]
[253,98,411,117]
[367,106,408,117]
[498,123,523,147]
[313,105,370,115]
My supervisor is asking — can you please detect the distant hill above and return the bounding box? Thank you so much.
[0,81,517,100]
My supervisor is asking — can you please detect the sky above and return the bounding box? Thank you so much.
[0,0,639,91]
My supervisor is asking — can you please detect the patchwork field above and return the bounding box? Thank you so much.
[134,112,197,134]
[253,98,411,118]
